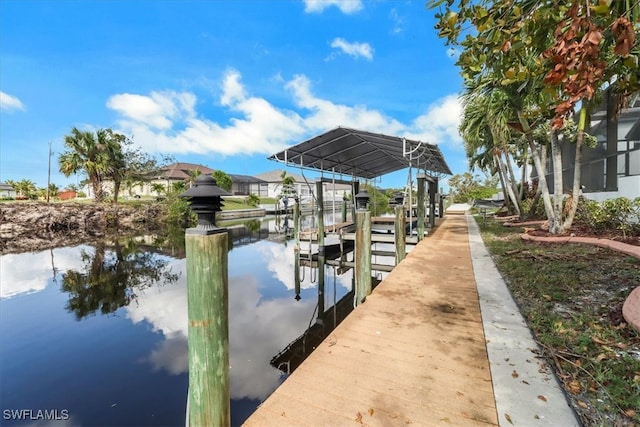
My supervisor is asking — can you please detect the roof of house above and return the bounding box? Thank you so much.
[228,174,266,184]
[255,170,307,183]
[0,183,14,191]
[160,162,214,180]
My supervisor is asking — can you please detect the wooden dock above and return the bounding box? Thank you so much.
[243,214,499,426]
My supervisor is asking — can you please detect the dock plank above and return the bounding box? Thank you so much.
[243,215,499,426]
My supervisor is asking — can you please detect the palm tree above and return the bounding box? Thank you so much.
[100,129,127,203]
[13,179,37,199]
[59,128,110,202]
[460,90,524,217]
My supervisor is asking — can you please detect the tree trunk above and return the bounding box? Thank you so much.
[560,107,586,232]
[551,130,564,226]
[519,145,528,200]
[527,144,546,218]
[518,111,557,232]
[498,151,521,217]
[113,180,121,203]
[91,173,104,203]
[504,149,524,219]
[494,154,509,209]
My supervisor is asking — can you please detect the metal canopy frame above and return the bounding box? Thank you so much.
[269,127,452,180]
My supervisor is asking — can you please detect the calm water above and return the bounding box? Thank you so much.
[0,215,356,426]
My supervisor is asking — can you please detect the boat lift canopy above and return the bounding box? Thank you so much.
[269,127,452,180]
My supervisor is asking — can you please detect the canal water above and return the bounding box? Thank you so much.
[0,215,356,426]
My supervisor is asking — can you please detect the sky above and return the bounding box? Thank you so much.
[0,0,466,191]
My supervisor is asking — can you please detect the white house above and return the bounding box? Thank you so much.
[540,93,640,202]
[0,183,16,199]
[254,170,352,203]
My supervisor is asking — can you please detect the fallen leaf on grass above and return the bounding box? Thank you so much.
[624,409,636,418]
[567,380,581,394]
[592,336,608,345]
[577,400,588,409]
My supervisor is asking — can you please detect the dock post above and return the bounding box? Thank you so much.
[394,205,406,264]
[351,181,360,224]
[317,245,326,318]
[294,250,301,300]
[439,186,444,218]
[417,175,426,241]
[179,176,231,427]
[429,178,437,229]
[354,190,371,305]
[341,194,347,223]
[316,181,325,246]
[293,200,300,245]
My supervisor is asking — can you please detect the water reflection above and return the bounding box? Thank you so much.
[0,215,355,426]
[61,240,180,320]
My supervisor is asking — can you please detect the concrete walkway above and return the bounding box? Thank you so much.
[243,212,579,426]
[467,215,579,426]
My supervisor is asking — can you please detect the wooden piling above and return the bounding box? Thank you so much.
[355,209,371,305]
[341,199,347,223]
[316,181,325,246]
[185,229,230,427]
[317,246,326,316]
[394,205,406,265]
[294,250,301,300]
[293,201,300,244]
[429,178,437,229]
[417,176,425,241]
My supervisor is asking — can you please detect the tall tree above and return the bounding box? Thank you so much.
[59,128,110,203]
[13,179,37,199]
[212,170,233,192]
[428,0,639,233]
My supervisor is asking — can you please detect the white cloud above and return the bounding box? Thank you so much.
[125,253,323,400]
[405,93,464,150]
[1,246,86,299]
[0,91,25,112]
[286,74,404,134]
[106,91,195,130]
[389,8,405,35]
[329,37,373,61]
[107,70,306,156]
[302,0,362,14]
[106,69,462,162]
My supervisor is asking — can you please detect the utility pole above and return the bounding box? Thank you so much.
[46,141,52,203]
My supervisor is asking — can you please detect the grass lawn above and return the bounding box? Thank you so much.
[478,216,640,426]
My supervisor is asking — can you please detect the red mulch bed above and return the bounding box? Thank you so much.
[515,223,640,247]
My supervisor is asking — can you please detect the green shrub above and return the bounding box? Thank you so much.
[575,197,639,237]
[246,194,260,207]
[164,195,196,227]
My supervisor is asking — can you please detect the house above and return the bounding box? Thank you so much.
[58,190,77,200]
[101,162,274,199]
[0,182,16,199]
[228,174,268,196]
[254,169,352,203]
[540,93,640,202]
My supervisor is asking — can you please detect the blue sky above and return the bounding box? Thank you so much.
[0,0,466,191]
